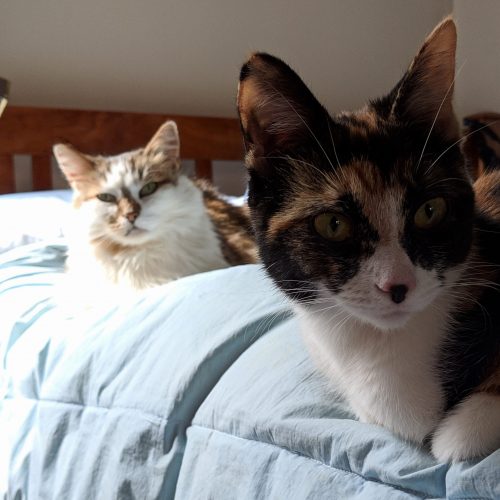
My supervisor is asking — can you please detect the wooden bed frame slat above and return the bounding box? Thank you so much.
[0,105,244,193]
[195,159,213,180]
[31,154,53,191]
[0,155,15,194]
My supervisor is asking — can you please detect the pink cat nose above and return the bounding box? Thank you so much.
[376,280,415,304]
[126,212,138,223]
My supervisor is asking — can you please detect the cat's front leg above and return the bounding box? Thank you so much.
[432,392,500,462]
[355,397,440,445]
[345,371,444,445]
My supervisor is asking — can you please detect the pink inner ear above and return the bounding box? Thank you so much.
[239,77,309,151]
[61,165,90,183]
[54,145,95,184]
[145,121,180,160]
[62,162,95,184]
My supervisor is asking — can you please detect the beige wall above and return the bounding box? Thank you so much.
[2,1,452,117]
[454,0,500,118]
[9,1,500,194]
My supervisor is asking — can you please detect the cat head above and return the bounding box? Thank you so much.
[237,18,475,331]
[55,120,181,245]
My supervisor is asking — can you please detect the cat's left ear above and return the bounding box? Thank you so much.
[144,121,180,164]
[390,17,459,140]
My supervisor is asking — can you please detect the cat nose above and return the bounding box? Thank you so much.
[126,212,138,223]
[376,282,412,304]
[389,284,408,304]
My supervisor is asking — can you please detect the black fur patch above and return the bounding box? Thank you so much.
[401,165,475,271]
[441,214,500,410]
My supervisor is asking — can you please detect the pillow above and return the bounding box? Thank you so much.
[0,190,72,253]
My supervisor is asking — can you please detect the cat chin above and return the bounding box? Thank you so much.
[124,226,148,238]
[333,303,411,332]
[359,310,413,332]
[104,227,154,246]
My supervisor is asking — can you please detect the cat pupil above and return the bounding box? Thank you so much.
[425,204,434,219]
[330,218,340,231]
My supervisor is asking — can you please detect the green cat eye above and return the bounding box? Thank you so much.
[96,193,117,203]
[139,182,158,198]
[414,197,447,229]
[314,212,352,242]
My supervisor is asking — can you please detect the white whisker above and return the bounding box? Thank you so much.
[416,60,466,173]
[267,84,336,172]
[425,120,500,175]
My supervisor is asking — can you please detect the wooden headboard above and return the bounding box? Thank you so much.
[0,106,244,194]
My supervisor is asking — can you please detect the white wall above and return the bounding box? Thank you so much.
[2,0,452,117]
[454,0,500,118]
[14,1,500,194]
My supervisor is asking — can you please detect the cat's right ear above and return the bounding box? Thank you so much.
[53,144,96,188]
[237,53,327,159]
[145,121,180,163]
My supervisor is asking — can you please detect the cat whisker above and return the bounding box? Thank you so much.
[259,155,336,185]
[242,308,293,344]
[416,60,466,173]
[449,279,500,290]
[462,265,500,272]
[267,84,337,172]
[425,119,500,175]
[425,177,471,188]
[259,156,318,172]
[330,311,354,331]
[326,115,342,169]
[475,228,500,235]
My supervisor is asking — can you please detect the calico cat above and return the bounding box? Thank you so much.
[237,18,500,462]
[54,120,257,291]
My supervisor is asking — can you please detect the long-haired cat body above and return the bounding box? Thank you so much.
[54,121,256,301]
[237,18,500,462]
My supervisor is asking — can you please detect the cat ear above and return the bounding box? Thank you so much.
[391,17,459,140]
[53,143,96,187]
[145,120,180,162]
[237,52,327,156]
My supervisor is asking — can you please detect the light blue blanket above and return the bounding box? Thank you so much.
[1,242,499,499]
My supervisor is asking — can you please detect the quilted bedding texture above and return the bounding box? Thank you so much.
[1,243,499,499]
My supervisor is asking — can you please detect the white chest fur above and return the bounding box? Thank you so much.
[297,295,453,443]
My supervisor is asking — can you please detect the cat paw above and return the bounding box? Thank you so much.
[431,392,500,463]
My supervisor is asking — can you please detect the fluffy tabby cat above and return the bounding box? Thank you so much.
[237,18,500,462]
[54,121,257,291]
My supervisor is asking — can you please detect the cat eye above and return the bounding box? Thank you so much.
[414,197,447,229]
[313,212,352,242]
[96,193,117,203]
[139,182,158,198]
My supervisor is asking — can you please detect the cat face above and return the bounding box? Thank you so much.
[238,19,475,330]
[55,121,181,245]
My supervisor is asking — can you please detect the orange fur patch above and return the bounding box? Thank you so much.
[266,160,407,242]
[474,171,500,221]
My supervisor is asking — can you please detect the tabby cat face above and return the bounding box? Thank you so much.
[238,18,475,330]
[54,121,181,245]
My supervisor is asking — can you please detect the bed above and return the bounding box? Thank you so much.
[1,107,499,500]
